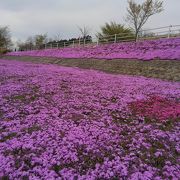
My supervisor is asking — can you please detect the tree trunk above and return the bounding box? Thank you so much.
[135,31,138,42]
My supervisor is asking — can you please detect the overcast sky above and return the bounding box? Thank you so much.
[0,0,179,42]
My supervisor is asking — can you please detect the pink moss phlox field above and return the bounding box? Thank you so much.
[8,38,180,60]
[0,59,180,179]
[129,96,180,121]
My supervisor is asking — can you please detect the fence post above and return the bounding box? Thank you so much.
[96,37,99,46]
[168,25,172,38]
[114,34,117,43]
[79,38,81,46]
[156,32,159,38]
[51,44,53,49]
[57,43,59,48]
[83,38,86,47]
[64,42,66,48]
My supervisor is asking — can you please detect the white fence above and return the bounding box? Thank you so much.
[27,25,180,50]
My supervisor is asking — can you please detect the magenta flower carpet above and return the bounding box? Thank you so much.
[8,38,180,60]
[0,59,179,179]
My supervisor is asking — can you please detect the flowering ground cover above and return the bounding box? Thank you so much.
[8,38,180,60]
[0,59,180,179]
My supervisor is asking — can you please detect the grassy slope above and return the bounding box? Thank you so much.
[2,55,180,81]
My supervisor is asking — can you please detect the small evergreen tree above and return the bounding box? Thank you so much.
[97,22,134,42]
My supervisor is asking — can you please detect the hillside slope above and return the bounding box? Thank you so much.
[8,38,180,60]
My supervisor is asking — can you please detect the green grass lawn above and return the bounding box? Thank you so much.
[3,55,180,81]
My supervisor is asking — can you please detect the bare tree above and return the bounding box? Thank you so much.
[78,26,91,38]
[26,36,35,50]
[17,40,26,51]
[53,33,61,42]
[0,26,12,49]
[126,0,163,41]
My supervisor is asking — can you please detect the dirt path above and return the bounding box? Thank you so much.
[2,55,180,81]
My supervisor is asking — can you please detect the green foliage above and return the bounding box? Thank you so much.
[17,34,47,51]
[0,26,12,50]
[0,48,10,54]
[35,34,47,49]
[97,22,134,42]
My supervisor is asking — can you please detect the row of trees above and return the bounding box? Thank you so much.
[18,34,93,51]
[18,26,94,51]
[0,0,163,52]
[17,35,47,51]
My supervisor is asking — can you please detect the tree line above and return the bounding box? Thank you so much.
[17,34,93,51]
[0,0,163,52]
